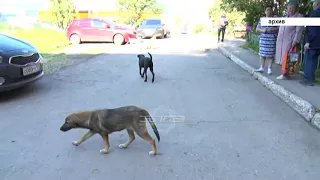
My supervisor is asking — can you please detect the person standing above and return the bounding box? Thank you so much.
[217,14,228,43]
[255,5,279,75]
[275,1,304,80]
[300,0,320,86]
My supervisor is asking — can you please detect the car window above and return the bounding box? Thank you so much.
[145,19,161,26]
[91,20,106,27]
[103,19,116,26]
[79,20,91,27]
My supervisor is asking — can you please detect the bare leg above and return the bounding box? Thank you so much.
[256,56,266,72]
[72,130,96,146]
[100,134,110,154]
[260,56,266,68]
[267,57,273,68]
[119,129,135,149]
[266,57,274,74]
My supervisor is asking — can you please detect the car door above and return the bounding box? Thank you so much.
[90,20,114,42]
[78,20,96,41]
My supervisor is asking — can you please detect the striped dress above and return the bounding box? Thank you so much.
[257,15,279,57]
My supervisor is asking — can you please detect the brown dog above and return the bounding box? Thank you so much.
[60,106,160,156]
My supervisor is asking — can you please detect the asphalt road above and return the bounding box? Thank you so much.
[1,35,320,180]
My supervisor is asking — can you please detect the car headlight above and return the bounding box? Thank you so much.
[39,54,45,64]
[0,56,3,63]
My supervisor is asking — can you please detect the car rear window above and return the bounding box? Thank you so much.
[91,20,105,27]
[145,19,161,25]
[79,20,91,27]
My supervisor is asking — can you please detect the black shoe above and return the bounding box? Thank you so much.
[300,80,314,86]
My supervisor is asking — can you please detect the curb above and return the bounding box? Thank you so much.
[218,45,320,130]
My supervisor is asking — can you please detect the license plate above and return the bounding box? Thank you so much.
[22,64,41,76]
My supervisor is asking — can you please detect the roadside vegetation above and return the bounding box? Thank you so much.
[0,0,113,74]
[213,0,320,81]
[240,43,259,54]
[208,0,246,37]
[0,22,71,66]
[116,0,162,27]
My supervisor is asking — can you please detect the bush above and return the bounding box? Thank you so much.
[192,24,206,34]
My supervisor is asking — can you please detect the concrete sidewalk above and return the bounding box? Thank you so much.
[218,39,320,131]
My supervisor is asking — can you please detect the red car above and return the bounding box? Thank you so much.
[66,18,136,45]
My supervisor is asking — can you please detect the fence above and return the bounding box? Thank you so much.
[246,31,320,69]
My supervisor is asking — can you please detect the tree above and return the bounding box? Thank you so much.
[208,0,245,35]
[49,0,76,29]
[116,0,163,27]
[219,0,314,31]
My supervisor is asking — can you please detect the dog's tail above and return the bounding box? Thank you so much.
[143,112,160,142]
[147,52,152,61]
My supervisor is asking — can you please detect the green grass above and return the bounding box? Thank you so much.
[0,22,73,68]
[240,42,259,53]
[1,22,71,54]
[43,53,68,63]
[0,22,12,32]
[10,28,70,53]
[0,22,111,74]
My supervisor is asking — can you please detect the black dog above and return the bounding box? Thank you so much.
[137,52,155,83]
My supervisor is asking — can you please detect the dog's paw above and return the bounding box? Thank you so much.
[100,148,110,154]
[144,80,147,82]
[72,141,80,146]
[118,144,128,149]
[149,151,156,156]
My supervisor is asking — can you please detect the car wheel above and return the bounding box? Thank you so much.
[164,32,170,38]
[160,32,165,39]
[70,34,81,45]
[113,34,125,45]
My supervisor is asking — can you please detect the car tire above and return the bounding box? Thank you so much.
[164,32,170,38]
[113,34,125,45]
[160,32,165,39]
[70,34,81,45]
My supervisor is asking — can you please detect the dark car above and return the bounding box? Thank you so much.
[136,18,170,39]
[0,33,44,92]
[66,18,137,45]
